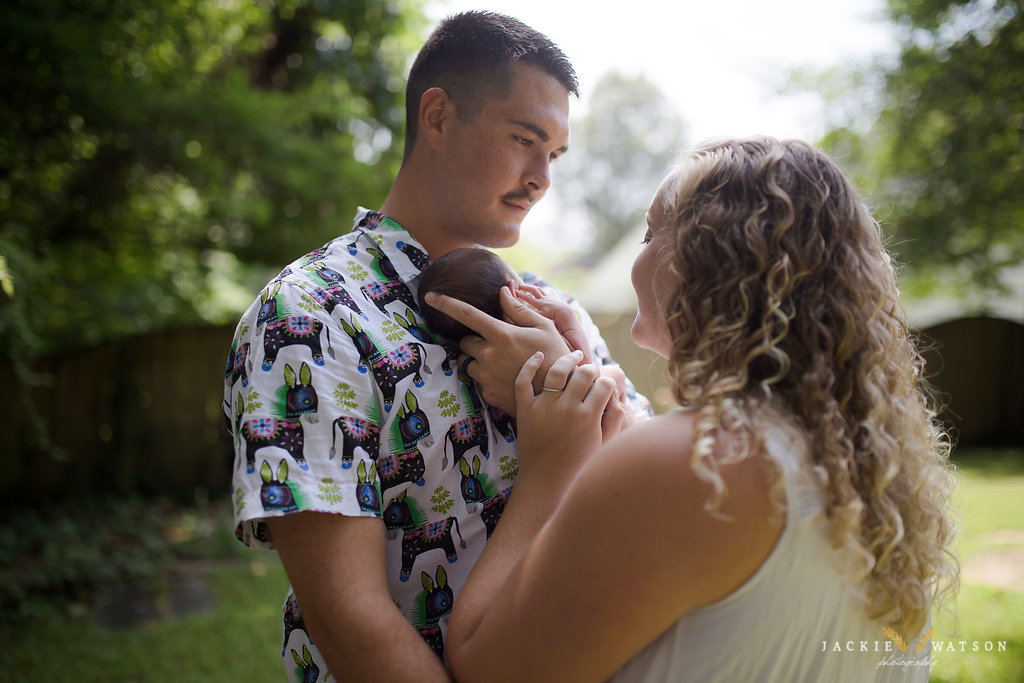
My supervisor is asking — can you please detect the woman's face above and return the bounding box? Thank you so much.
[630,177,677,358]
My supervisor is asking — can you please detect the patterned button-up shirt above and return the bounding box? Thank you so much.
[224,209,651,680]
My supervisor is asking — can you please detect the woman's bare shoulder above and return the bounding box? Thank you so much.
[601,410,699,478]
[566,409,785,617]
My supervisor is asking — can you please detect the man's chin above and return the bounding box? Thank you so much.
[480,224,521,249]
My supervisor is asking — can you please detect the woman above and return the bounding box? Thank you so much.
[438,137,958,681]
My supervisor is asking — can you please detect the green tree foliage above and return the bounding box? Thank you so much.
[0,0,424,357]
[820,0,1023,290]
[555,72,685,263]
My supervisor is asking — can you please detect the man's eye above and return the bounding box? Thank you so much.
[514,135,534,147]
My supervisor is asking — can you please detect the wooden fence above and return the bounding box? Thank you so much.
[2,314,1020,507]
[1,324,237,506]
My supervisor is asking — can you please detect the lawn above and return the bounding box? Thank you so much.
[929,448,1024,682]
[0,448,1020,681]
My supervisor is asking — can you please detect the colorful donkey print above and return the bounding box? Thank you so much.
[261,315,334,372]
[235,362,318,473]
[441,413,490,471]
[488,405,517,443]
[341,317,430,412]
[378,390,432,495]
[384,490,466,582]
[355,461,382,515]
[412,565,454,659]
[329,416,381,469]
[305,263,365,321]
[225,341,251,389]
[459,455,512,540]
[441,377,492,471]
[260,459,300,513]
[395,239,430,271]
[290,644,320,683]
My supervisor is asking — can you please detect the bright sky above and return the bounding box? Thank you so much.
[424,0,897,143]
[422,1,900,262]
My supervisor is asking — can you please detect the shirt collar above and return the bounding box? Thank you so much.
[352,207,431,284]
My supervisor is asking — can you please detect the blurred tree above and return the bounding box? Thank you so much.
[555,72,685,264]
[819,0,1023,291]
[0,0,424,360]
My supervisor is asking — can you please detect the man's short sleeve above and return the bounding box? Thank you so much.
[225,277,384,549]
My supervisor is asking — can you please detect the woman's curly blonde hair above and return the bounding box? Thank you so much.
[660,137,958,638]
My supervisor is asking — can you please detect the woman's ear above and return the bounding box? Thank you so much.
[419,87,453,151]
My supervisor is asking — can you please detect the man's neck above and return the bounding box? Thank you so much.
[379,172,472,261]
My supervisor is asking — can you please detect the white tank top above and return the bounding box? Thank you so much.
[608,429,931,683]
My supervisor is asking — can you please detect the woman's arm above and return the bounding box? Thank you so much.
[446,402,784,682]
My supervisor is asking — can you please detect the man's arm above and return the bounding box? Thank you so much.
[267,512,451,683]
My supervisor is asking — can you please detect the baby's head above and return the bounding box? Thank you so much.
[417,248,517,341]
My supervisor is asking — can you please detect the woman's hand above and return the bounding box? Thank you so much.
[513,350,618,489]
[597,366,632,443]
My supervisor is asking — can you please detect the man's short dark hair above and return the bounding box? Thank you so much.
[402,11,579,160]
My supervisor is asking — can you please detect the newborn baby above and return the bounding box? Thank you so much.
[416,247,593,364]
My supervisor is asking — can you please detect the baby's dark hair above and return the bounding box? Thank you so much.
[417,248,513,340]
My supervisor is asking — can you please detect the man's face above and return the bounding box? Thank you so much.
[437,62,570,250]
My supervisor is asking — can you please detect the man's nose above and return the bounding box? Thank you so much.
[524,154,551,194]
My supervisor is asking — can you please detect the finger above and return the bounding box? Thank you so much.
[600,392,630,442]
[600,366,627,400]
[424,291,508,339]
[497,286,556,331]
[514,286,554,316]
[515,352,545,410]
[458,333,485,359]
[517,283,547,300]
[560,363,600,402]
[515,286,542,306]
[583,375,618,411]
[561,328,594,364]
[541,350,585,392]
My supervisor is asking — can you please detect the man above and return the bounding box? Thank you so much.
[223,11,651,681]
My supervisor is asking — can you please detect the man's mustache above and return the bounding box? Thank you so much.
[501,189,536,205]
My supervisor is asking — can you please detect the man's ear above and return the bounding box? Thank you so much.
[419,87,453,151]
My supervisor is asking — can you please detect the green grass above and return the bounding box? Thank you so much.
[1,448,1020,681]
[0,560,289,682]
[0,500,291,683]
[928,447,1024,683]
